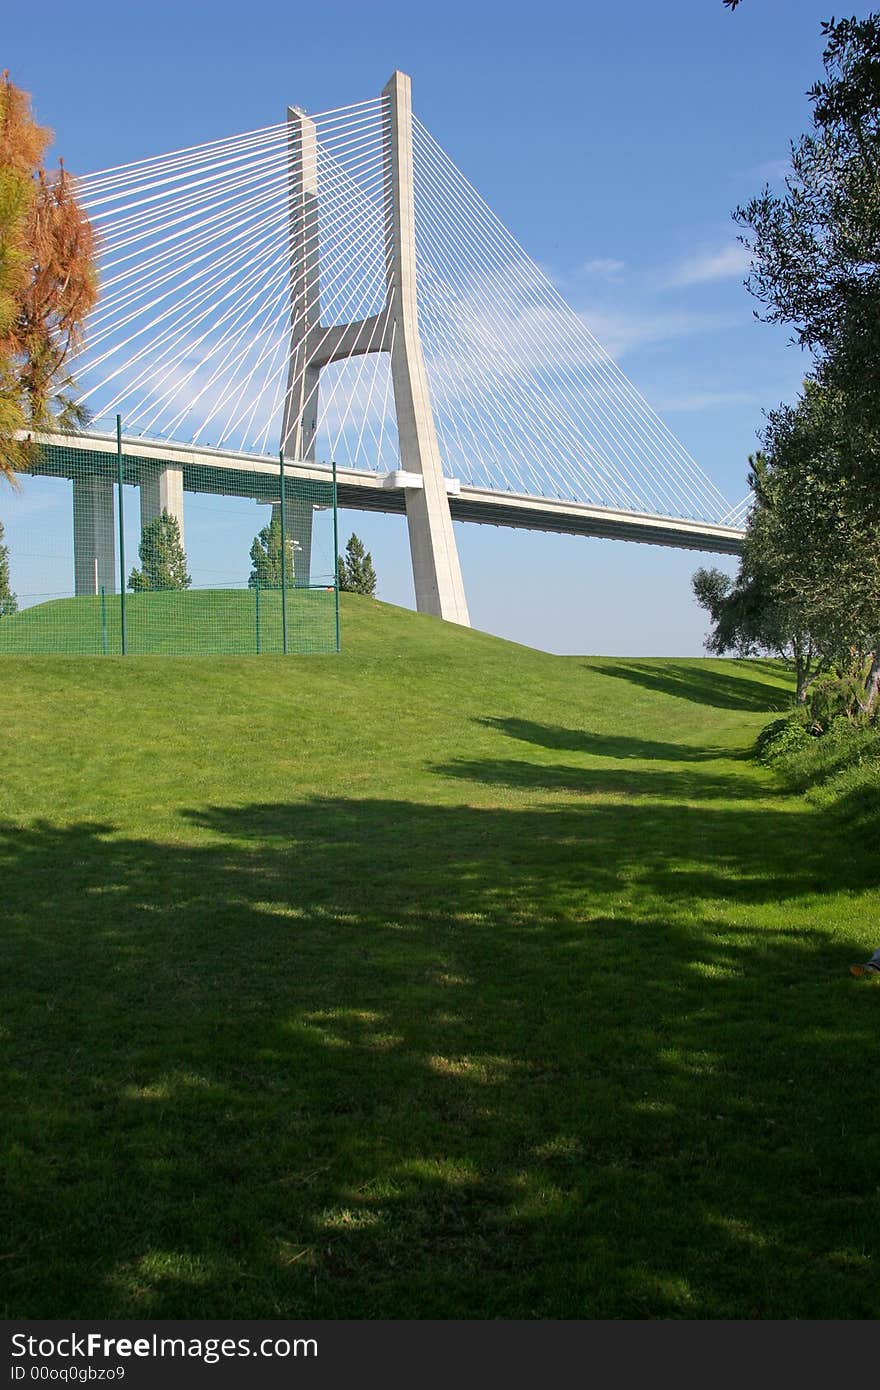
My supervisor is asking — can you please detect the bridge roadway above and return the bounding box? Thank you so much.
[27,428,745,558]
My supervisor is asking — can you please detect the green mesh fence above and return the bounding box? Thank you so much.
[0,424,339,657]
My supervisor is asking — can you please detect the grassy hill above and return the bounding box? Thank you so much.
[0,586,337,655]
[1,595,878,1319]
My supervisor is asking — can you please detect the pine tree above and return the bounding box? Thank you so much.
[128,510,191,591]
[337,533,377,596]
[0,74,97,481]
[0,517,17,616]
[248,512,295,589]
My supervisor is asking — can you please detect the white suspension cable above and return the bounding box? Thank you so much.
[413,118,731,519]
[412,128,700,514]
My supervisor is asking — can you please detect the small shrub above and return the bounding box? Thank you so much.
[756,696,880,842]
[755,710,812,764]
[129,510,191,592]
[805,672,863,732]
[337,534,377,597]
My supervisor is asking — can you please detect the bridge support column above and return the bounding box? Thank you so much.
[73,475,116,596]
[139,465,185,547]
[290,498,313,585]
[282,109,321,464]
[270,496,313,585]
[279,109,319,589]
[280,73,469,624]
[382,72,469,626]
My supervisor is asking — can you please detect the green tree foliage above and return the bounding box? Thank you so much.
[1,75,97,482]
[129,510,191,592]
[756,381,880,713]
[0,516,17,616]
[692,568,822,707]
[337,533,377,596]
[248,512,294,589]
[702,15,880,722]
[697,383,880,713]
[694,448,827,703]
[735,14,880,506]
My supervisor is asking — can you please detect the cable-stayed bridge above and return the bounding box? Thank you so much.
[31,71,747,624]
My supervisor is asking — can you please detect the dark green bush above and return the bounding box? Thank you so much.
[804,672,864,731]
[755,710,812,764]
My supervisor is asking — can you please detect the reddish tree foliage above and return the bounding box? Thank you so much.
[17,164,98,423]
[0,74,97,481]
[0,71,49,174]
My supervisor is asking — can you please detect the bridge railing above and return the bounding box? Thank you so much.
[0,423,340,657]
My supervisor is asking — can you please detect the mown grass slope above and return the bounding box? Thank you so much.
[1,595,878,1318]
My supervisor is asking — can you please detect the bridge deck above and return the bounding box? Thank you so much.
[22,430,744,557]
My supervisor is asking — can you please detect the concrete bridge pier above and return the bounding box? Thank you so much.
[290,497,313,585]
[139,464,185,547]
[382,71,469,626]
[269,495,313,586]
[73,475,116,596]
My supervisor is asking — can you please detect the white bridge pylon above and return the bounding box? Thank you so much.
[282,72,468,623]
[62,71,748,619]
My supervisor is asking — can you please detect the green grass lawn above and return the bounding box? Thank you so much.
[1,595,878,1319]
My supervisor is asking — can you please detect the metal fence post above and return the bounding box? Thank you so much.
[279,450,288,655]
[116,415,127,655]
[333,459,340,654]
[255,579,261,655]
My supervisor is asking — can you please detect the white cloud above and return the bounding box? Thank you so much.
[652,388,762,414]
[667,243,751,288]
[578,305,743,359]
[581,257,625,278]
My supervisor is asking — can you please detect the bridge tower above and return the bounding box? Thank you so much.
[282,71,470,626]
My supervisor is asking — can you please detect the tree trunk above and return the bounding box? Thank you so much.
[794,648,818,703]
[791,633,815,703]
[859,650,880,715]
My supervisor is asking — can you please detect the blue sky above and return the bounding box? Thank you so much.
[2,0,854,653]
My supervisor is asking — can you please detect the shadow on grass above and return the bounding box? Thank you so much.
[593,661,791,713]
[476,717,742,763]
[435,757,761,802]
[1,791,877,1321]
